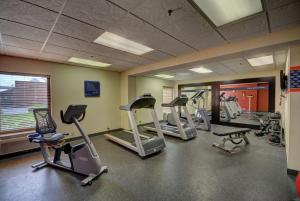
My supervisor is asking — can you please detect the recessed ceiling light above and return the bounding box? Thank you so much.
[94,32,154,55]
[247,55,274,67]
[191,0,263,26]
[68,57,111,67]
[189,67,213,74]
[155,74,174,79]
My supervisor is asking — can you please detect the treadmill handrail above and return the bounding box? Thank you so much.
[120,93,156,111]
[161,95,188,107]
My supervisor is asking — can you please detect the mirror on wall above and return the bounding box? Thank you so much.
[219,82,270,125]
[180,85,212,122]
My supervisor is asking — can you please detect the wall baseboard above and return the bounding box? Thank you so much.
[0,147,40,160]
[287,168,299,176]
[0,128,122,160]
[67,128,122,141]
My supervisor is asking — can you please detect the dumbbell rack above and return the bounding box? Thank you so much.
[268,116,284,146]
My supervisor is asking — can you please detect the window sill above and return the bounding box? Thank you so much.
[0,130,35,143]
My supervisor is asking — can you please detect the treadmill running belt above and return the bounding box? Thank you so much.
[108,130,151,144]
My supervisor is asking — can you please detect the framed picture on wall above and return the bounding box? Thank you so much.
[84,81,100,97]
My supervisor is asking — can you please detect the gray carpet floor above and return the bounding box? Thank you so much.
[0,124,297,201]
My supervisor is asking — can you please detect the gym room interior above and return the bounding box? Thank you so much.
[0,0,300,200]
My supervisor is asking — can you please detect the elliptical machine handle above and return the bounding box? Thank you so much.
[78,111,86,122]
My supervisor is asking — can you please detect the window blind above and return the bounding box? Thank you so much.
[162,87,174,113]
[0,73,50,133]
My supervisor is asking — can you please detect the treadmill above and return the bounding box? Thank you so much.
[144,95,197,140]
[104,93,166,157]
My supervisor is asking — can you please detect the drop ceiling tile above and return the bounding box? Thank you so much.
[38,52,69,62]
[142,50,173,61]
[221,58,253,73]
[23,0,65,12]
[0,19,49,42]
[54,16,104,42]
[45,42,141,67]
[265,0,298,9]
[44,44,80,57]
[75,51,134,68]
[107,13,194,56]
[132,0,224,50]
[2,35,43,51]
[63,0,127,30]
[109,0,146,11]
[204,63,236,75]
[87,43,152,65]
[4,45,39,59]
[0,0,58,30]
[109,66,132,72]
[47,33,89,52]
[3,45,68,63]
[269,1,300,30]
[218,13,269,41]
[253,64,274,70]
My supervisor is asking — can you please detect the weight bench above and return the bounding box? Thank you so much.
[212,127,251,153]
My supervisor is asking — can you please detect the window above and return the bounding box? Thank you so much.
[162,86,174,113]
[0,72,50,134]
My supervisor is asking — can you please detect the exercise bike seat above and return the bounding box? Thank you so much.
[28,132,65,144]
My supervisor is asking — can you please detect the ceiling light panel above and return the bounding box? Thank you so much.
[155,74,174,79]
[191,0,263,26]
[189,67,213,73]
[94,32,154,55]
[68,57,111,67]
[247,55,274,67]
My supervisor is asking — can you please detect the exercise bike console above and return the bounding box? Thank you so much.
[60,105,86,124]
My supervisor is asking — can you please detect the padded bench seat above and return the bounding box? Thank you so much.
[212,126,251,153]
[213,127,251,136]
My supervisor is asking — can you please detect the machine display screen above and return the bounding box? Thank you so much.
[84,81,100,97]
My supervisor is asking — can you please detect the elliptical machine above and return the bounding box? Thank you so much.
[189,90,211,131]
[27,105,108,186]
[219,92,232,122]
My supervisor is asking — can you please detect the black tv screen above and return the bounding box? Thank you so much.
[84,81,100,97]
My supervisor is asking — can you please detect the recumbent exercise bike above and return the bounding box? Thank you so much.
[27,105,107,186]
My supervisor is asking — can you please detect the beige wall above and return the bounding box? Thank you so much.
[120,73,130,129]
[135,76,174,124]
[285,45,300,171]
[0,55,121,137]
[284,49,290,162]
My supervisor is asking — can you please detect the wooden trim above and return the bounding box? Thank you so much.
[287,168,299,176]
[211,82,220,124]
